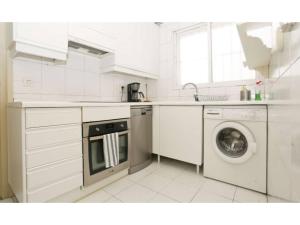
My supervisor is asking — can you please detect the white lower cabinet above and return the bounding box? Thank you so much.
[268,105,300,202]
[155,106,203,166]
[7,107,83,203]
[26,142,82,169]
[152,106,160,154]
[82,106,130,122]
[25,124,82,150]
[27,174,83,203]
[27,158,82,192]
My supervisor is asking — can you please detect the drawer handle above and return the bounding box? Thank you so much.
[207,112,220,115]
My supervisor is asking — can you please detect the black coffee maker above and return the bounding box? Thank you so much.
[127,82,142,102]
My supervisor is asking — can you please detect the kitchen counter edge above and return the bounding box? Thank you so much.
[7,100,300,108]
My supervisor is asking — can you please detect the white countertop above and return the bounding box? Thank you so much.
[7,100,299,108]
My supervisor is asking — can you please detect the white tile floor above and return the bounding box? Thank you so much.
[0,157,289,203]
[75,157,289,203]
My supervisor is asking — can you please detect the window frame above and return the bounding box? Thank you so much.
[174,22,257,90]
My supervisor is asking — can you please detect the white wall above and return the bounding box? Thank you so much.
[267,23,300,201]
[12,50,157,102]
[268,23,300,100]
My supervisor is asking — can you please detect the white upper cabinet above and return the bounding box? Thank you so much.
[68,23,116,53]
[100,23,160,79]
[9,23,160,79]
[10,23,68,60]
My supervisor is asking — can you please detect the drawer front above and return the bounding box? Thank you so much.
[27,158,82,192]
[26,142,82,169]
[26,108,81,128]
[26,124,82,151]
[27,173,82,203]
[82,106,130,122]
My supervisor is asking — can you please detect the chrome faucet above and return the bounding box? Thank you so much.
[182,82,199,101]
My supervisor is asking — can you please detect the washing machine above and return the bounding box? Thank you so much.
[203,105,267,193]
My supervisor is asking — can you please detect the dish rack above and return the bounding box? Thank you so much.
[197,95,228,101]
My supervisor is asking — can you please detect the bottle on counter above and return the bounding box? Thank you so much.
[240,85,251,101]
[255,80,263,101]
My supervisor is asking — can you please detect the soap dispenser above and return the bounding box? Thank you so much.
[240,85,251,101]
[255,80,263,101]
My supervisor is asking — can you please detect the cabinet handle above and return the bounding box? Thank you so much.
[207,112,220,115]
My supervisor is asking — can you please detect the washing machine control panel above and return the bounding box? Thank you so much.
[204,106,267,122]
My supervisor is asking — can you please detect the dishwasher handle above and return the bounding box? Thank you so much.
[141,108,152,115]
[131,107,152,117]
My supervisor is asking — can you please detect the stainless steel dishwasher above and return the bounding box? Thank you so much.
[129,106,152,174]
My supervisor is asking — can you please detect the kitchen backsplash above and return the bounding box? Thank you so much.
[12,50,158,102]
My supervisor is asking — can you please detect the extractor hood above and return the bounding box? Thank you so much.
[68,41,110,57]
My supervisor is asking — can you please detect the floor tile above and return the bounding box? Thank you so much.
[148,193,179,203]
[201,179,236,200]
[103,177,134,195]
[191,190,232,203]
[105,196,122,203]
[138,173,173,192]
[127,167,154,182]
[234,187,267,203]
[173,171,207,189]
[77,190,112,203]
[143,161,159,173]
[152,164,184,180]
[115,184,157,203]
[0,198,14,203]
[32,159,290,203]
[267,196,290,203]
[159,180,200,202]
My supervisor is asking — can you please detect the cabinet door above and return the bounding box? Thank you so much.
[13,23,68,60]
[68,23,115,52]
[137,23,159,76]
[113,23,139,69]
[114,23,159,78]
[159,106,203,165]
[152,106,160,154]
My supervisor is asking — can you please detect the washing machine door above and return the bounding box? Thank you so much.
[212,122,256,164]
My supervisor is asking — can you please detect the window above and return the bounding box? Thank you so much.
[177,24,209,85]
[176,23,272,86]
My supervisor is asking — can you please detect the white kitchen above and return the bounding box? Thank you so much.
[0,0,299,224]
